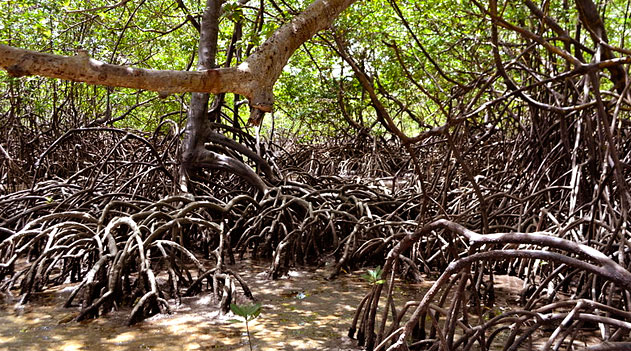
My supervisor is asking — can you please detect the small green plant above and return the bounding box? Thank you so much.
[362,266,385,286]
[230,303,262,351]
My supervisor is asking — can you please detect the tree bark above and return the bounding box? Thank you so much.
[0,44,245,95]
[575,0,628,92]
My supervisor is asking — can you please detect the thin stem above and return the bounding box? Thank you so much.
[246,320,253,351]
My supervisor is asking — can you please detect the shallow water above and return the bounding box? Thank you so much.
[1,262,603,351]
[0,261,429,351]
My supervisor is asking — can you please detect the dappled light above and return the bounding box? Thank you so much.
[0,262,424,351]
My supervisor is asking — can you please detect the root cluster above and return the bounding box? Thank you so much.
[1,106,631,351]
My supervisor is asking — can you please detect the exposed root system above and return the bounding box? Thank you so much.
[2,102,631,351]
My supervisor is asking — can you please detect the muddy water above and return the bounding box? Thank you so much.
[0,261,430,351]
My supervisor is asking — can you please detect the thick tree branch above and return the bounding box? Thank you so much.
[0,0,357,114]
[0,44,249,96]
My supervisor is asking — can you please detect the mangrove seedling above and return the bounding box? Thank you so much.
[230,303,262,351]
[361,266,385,286]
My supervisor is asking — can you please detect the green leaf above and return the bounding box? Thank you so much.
[362,266,384,285]
[230,303,261,321]
[230,303,245,317]
[245,303,262,321]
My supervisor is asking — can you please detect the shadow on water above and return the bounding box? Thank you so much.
[8,261,594,351]
[0,260,427,351]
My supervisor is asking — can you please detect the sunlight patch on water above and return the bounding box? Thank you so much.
[58,340,82,351]
[111,331,136,343]
[196,294,212,305]
[0,261,426,351]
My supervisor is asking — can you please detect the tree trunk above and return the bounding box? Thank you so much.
[180,0,232,191]
[575,0,628,92]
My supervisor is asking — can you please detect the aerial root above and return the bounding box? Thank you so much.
[0,192,260,323]
[355,220,631,351]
